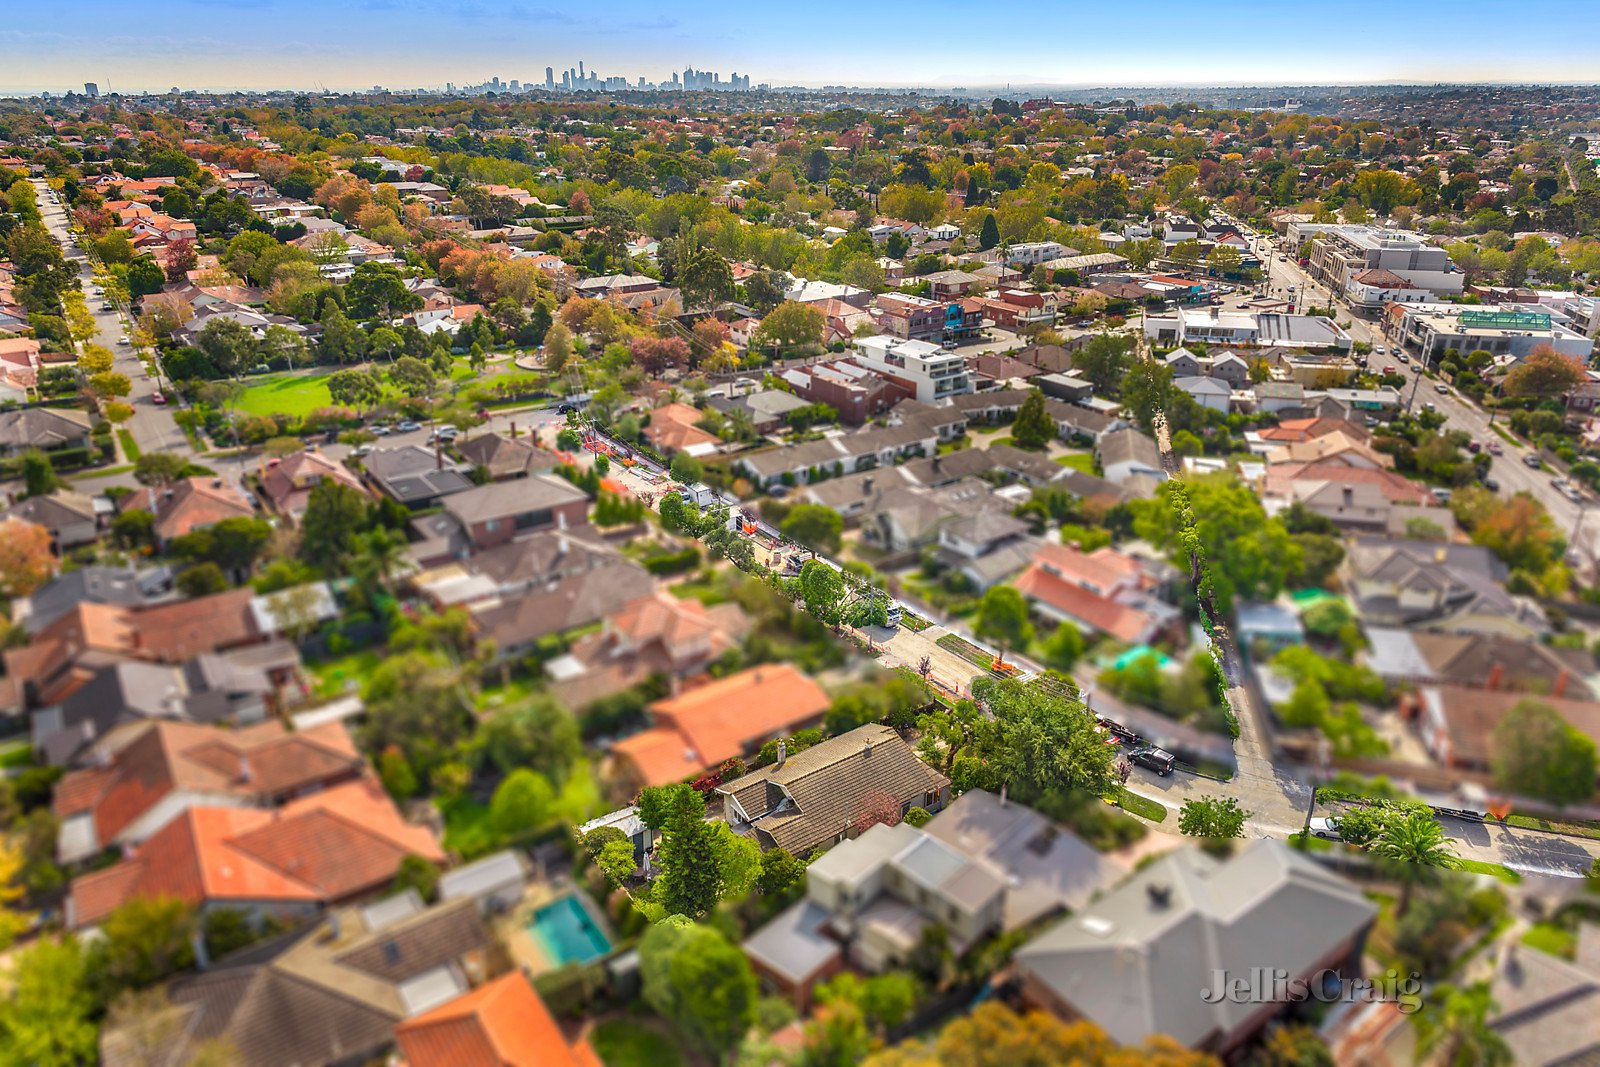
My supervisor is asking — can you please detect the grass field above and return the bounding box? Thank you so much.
[1054,451,1095,473]
[234,372,338,418]
[591,1018,684,1067]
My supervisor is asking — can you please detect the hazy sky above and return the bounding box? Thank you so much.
[4,0,1598,94]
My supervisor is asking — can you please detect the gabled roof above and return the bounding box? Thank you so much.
[396,971,597,1067]
[441,474,587,526]
[716,724,948,855]
[122,477,256,541]
[0,406,92,449]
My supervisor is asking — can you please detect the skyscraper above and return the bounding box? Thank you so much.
[546,66,554,88]
[84,82,99,97]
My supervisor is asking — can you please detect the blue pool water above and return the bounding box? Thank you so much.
[528,894,611,966]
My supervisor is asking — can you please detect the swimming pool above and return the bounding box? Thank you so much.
[527,893,612,967]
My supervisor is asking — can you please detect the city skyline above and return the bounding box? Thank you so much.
[3,0,1599,95]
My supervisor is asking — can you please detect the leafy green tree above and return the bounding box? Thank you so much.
[1071,333,1133,394]
[669,451,704,486]
[756,847,806,898]
[1490,699,1598,807]
[1041,621,1085,671]
[20,451,59,498]
[93,895,197,993]
[781,503,843,555]
[196,317,257,378]
[472,697,582,784]
[1132,474,1301,613]
[974,586,1034,664]
[326,368,383,410]
[0,936,100,1066]
[390,854,442,902]
[388,355,435,398]
[673,243,735,311]
[488,769,555,842]
[298,480,370,571]
[343,263,419,320]
[799,559,846,626]
[1011,389,1055,450]
[977,676,1116,800]
[751,301,824,354]
[639,920,758,1061]
[319,303,366,364]
[1177,796,1250,840]
[177,562,229,597]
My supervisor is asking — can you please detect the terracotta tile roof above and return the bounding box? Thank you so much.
[54,720,365,847]
[258,451,367,516]
[396,971,594,1067]
[67,779,441,927]
[613,664,831,787]
[121,477,256,542]
[644,402,720,454]
[1256,417,1369,444]
[1013,561,1156,645]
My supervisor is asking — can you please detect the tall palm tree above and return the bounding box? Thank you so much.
[1369,808,1460,915]
[1414,982,1512,1067]
[350,527,407,595]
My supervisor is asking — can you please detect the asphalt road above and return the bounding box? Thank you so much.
[32,180,193,461]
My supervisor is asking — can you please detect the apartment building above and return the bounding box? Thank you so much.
[1302,225,1464,307]
[1389,303,1595,364]
[851,335,973,403]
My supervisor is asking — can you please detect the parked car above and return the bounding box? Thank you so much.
[395,420,422,433]
[371,424,393,436]
[1524,454,1543,469]
[1467,441,1481,453]
[1128,747,1176,776]
[351,444,374,458]
[1307,817,1343,840]
[1382,365,1396,375]
[1482,477,1500,492]
[1397,353,1410,364]
[1374,345,1387,355]
[1434,383,1449,394]
[1487,441,1503,455]
[150,392,165,406]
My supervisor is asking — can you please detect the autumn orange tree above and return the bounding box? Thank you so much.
[863,1001,1223,1067]
[0,518,54,598]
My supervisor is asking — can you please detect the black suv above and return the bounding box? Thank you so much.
[1128,747,1176,776]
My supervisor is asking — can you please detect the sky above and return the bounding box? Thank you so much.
[3,0,1599,95]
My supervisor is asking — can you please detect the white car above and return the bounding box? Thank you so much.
[1307,817,1342,840]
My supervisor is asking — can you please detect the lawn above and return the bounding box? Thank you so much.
[1504,812,1600,840]
[234,372,338,418]
[116,428,141,461]
[1523,921,1578,960]
[1456,858,1522,883]
[306,649,383,701]
[1111,787,1168,823]
[1054,451,1095,473]
[591,1018,685,1067]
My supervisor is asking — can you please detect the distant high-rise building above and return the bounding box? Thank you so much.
[578,61,584,81]
[510,79,520,92]
[84,82,99,98]
[546,66,554,88]
[561,71,570,90]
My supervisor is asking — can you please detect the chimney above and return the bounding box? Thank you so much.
[1146,883,1172,908]
[863,476,874,497]
[1555,669,1571,699]
[863,737,874,759]
[238,754,253,784]
[775,740,787,768]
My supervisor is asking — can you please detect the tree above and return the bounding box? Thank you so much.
[1071,333,1133,394]
[362,652,476,776]
[1503,346,1586,399]
[978,213,1001,250]
[389,355,435,398]
[799,559,846,626]
[751,300,824,354]
[319,303,366,364]
[299,480,370,571]
[1413,983,1512,1067]
[674,243,735,311]
[95,894,197,992]
[126,256,166,297]
[19,450,59,498]
[163,236,198,283]
[0,838,32,950]
[1369,807,1460,915]
[326,367,383,410]
[344,263,419,320]
[133,451,188,486]
[781,503,844,556]
[1042,621,1085,671]
[488,768,555,842]
[1177,796,1250,840]
[196,317,257,378]
[1490,699,1597,807]
[978,676,1116,800]
[177,562,229,597]
[0,519,54,597]
[1011,389,1055,450]
[0,936,100,1066]
[974,586,1034,665]
[756,847,805,897]
[669,451,705,486]
[88,371,132,400]
[640,920,758,1061]
[473,697,582,783]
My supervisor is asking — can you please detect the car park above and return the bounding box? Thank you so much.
[1128,747,1176,776]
